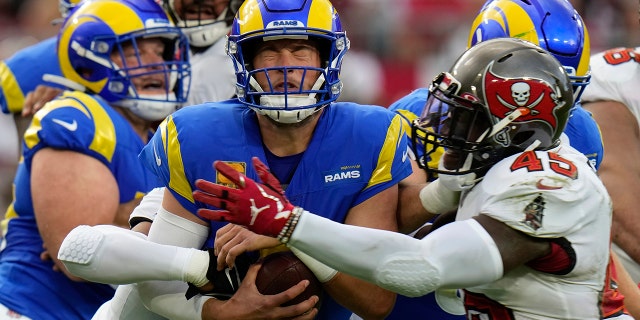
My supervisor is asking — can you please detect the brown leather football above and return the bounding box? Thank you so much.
[255,251,324,308]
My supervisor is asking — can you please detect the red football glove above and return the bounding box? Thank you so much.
[193,157,296,238]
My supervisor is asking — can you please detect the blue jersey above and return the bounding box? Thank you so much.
[140,100,412,320]
[385,88,605,319]
[0,37,63,114]
[0,91,158,320]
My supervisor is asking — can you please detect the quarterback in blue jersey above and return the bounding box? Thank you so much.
[0,0,190,319]
[384,0,604,319]
[140,0,410,318]
[57,0,410,319]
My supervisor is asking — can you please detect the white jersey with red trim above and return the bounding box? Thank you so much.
[456,145,612,319]
[579,47,640,285]
[581,47,640,120]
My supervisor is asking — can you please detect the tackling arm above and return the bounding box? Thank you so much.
[396,159,433,234]
[318,186,399,319]
[287,213,504,297]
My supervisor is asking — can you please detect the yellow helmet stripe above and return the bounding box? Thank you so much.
[237,0,264,36]
[307,0,335,31]
[467,2,539,48]
[578,25,591,77]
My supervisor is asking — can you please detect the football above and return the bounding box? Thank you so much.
[256,251,324,308]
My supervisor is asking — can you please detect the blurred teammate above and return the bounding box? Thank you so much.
[0,0,190,319]
[93,1,243,318]
[58,0,410,319]
[580,6,640,286]
[159,0,240,106]
[193,37,618,319]
[0,0,81,223]
[0,0,80,118]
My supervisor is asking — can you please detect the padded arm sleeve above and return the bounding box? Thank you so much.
[288,213,503,297]
[129,187,165,227]
[136,207,213,320]
[58,224,206,284]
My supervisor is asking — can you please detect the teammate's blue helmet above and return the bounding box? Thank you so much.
[468,0,590,103]
[227,0,349,123]
[57,0,191,121]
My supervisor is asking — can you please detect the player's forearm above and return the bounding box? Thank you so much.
[600,170,640,264]
[287,213,503,297]
[612,215,640,264]
[137,280,212,320]
[322,273,395,319]
[397,183,435,234]
[58,224,210,285]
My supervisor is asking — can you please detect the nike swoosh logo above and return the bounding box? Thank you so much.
[153,144,161,167]
[535,179,562,190]
[52,118,78,131]
[224,269,235,291]
[402,149,409,162]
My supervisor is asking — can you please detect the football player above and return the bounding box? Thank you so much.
[159,0,241,106]
[385,1,604,318]
[0,0,81,227]
[93,1,243,318]
[193,37,617,319]
[580,2,640,291]
[0,0,190,319]
[58,0,410,319]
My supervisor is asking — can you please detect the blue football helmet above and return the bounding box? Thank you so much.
[468,0,590,103]
[160,0,243,48]
[227,0,349,123]
[413,38,573,188]
[57,0,191,121]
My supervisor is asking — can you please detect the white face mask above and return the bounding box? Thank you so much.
[249,73,326,124]
[115,93,180,121]
[256,95,320,123]
[176,8,230,48]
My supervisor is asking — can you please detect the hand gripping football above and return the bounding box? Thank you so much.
[256,251,323,309]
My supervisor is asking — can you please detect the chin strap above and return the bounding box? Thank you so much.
[42,73,86,92]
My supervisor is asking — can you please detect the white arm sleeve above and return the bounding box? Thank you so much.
[58,224,208,284]
[288,213,503,297]
[137,282,212,320]
[136,207,213,320]
[129,187,165,227]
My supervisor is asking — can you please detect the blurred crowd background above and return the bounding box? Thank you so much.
[0,0,639,210]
